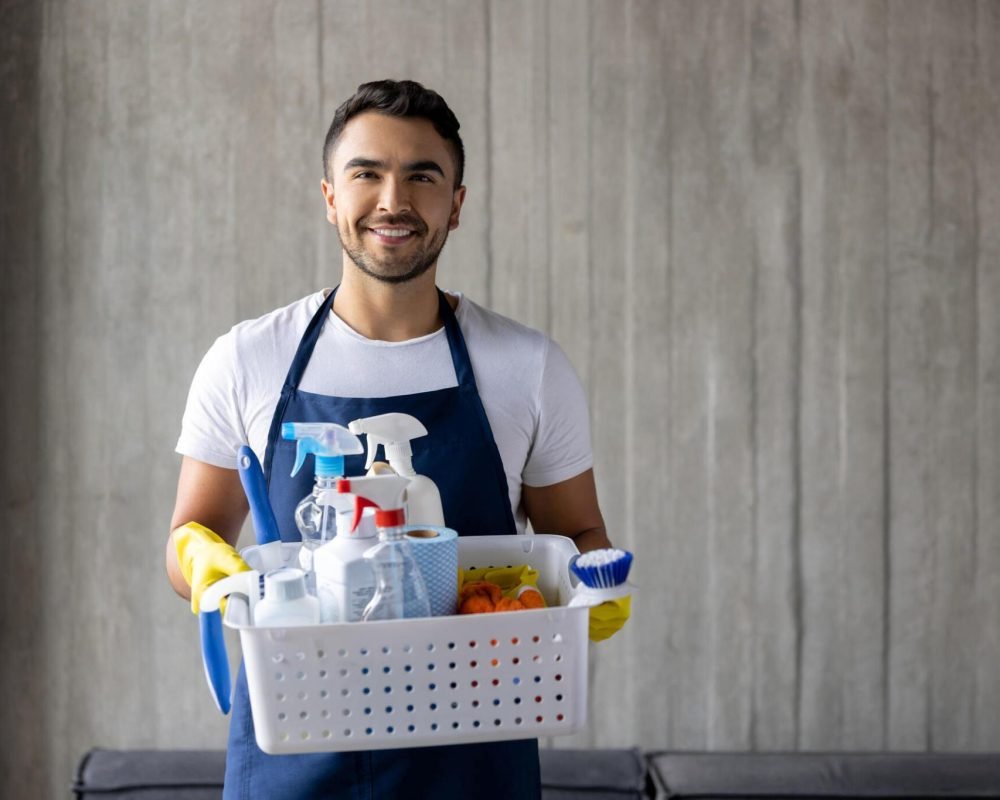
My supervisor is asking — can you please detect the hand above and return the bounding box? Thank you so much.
[174,522,250,614]
[589,595,631,642]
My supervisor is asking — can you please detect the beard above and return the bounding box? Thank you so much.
[339,212,450,285]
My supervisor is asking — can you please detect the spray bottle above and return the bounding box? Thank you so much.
[281,422,364,582]
[348,413,445,527]
[336,474,431,621]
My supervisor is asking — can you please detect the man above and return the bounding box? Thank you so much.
[166,79,629,799]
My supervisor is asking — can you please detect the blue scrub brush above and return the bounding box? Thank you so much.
[568,548,634,607]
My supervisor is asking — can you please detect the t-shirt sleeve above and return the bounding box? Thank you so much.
[521,338,594,487]
[175,331,247,470]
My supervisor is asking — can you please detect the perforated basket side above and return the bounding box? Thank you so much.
[239,606,588,755]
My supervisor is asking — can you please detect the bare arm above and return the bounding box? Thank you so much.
[521,468,611,553]
[165,456,250,600]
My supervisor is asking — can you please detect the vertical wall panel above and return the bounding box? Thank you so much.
[626,0,674,749]
[747,0,801,751]
[973,0,1000,749]
[585,0,634,749]
[489,0,550,329]
[888,0,981,751]
[1,1,44,797]
[798,0,888,749]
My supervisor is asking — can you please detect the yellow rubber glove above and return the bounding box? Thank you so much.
[174,522,250,614]
[589,595,631,642]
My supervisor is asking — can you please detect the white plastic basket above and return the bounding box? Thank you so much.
[223,534,589,755]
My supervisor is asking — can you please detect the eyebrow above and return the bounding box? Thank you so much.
[343,157,445,178]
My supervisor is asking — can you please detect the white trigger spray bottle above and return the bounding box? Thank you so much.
[281,422,364,582]
[348,413,445,527]
[336,474,431,621]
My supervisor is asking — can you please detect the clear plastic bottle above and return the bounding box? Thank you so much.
[336,475,431,621]
[362,522,431,621]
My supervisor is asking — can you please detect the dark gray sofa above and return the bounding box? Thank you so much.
[73,747,1000,799]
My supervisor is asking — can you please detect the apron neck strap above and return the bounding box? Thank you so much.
[282,287,476,391]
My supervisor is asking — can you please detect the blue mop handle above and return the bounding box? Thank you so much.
[199,610,231,714]
[237,445,281,545]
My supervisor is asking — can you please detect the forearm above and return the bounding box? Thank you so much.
[568,525,613,553]
[165,528,192,601]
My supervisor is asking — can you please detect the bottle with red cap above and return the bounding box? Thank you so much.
[336,474,431,621]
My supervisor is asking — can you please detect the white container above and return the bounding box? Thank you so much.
[253,569,320,627]
[313,533,377,623]
[223,535,588,755]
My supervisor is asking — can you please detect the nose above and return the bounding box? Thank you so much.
[377,175,411,214]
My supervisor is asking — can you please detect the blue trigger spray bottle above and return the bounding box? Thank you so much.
[281,423,364,579]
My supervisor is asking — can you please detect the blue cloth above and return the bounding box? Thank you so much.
[223,288,540,799]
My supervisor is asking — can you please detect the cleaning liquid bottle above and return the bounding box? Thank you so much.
[348,413,445,527]
[281,422,364,578]
[336,474,431,621]
[253,568,320,627]
[311,484,379,623]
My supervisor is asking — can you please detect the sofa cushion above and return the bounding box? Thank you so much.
[73,749,225,799]
[541,747,650,799]
[647,752,1000,799]
[74,746,650,799]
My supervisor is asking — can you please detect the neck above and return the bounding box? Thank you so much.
[333,262,455,341]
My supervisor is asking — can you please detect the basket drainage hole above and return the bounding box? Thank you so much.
[317,649,326,658]
[271,654,285,664]
[319,670,328,679]
[338,648,348,657]
[536,716,544,723]
[320,690,329,699]
[276,692,286,701]
[557,714,565,721]
[408,724,416,732]
[322,730,331,738]
[300,732,310,740]
[473,720,481,728]
[300,711,309,720]
[365,728,373,735]
[551,634,563,644]
[494,719,502,727]
[515,717,523,725]
[452,722,460,730]
[343,709,351,717]
[277,712,287,721]
[386,726,395,734]
[344,729,353,737]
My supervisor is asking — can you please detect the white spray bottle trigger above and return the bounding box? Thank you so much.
[349,413,427,473]
[336,474,410,531]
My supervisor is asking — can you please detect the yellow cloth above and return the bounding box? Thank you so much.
[459,564,541,601]
[174,522,250,614]
[588,595,631,642]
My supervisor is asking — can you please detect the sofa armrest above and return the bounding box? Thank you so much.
[647,752,1000,799]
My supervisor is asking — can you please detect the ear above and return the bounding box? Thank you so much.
[320,179,337,225]
[449,185,467,231]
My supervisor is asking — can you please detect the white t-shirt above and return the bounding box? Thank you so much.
[176,290,593,534]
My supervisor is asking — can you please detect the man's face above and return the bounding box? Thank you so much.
[321,112,466,284]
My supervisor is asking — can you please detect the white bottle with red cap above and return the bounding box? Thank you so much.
[336,474,431,621]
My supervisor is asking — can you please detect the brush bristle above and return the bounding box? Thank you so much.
[570,549,633,588]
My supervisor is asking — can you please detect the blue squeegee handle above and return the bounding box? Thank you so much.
[237,445,281,546]
[200,610,232,714]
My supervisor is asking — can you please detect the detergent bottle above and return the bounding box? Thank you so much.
[281,422,365,578]
[336,474,431,621]
[311,483,380,623]
[348,412,445,527]
[253,568,320,627]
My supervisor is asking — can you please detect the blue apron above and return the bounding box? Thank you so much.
[223,288,541,799]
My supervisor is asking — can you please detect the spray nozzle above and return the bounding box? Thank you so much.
[282,422,364,477]
[348,413,427,475]
[336,474,410,532]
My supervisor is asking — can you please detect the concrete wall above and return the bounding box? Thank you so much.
[2,1,999,796]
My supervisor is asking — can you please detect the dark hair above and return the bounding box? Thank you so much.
[323,79,465,188]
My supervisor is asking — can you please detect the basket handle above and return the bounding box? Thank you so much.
[198,571,257,714]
